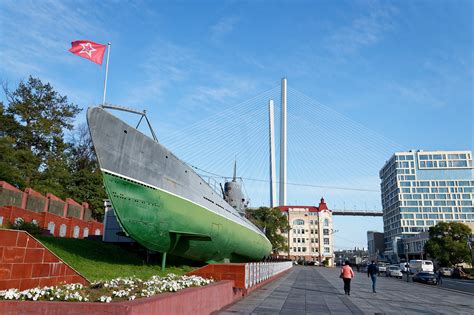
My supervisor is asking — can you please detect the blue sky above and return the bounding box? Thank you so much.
[0,0,472,250]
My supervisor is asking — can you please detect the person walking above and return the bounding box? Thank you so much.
[367,260,379,293]
[340,261,355,296]
[437,269,443,285]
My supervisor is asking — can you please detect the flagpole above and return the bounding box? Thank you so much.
[102,42,111,106]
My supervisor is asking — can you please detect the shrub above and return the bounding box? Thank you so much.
[11,218,43,235]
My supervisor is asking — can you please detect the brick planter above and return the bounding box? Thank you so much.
[0,229,88,290]
[0,280,239,315]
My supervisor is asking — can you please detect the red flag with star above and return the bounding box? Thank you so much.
[68,40,107,65]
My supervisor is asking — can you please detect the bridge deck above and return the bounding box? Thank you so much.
[332,210,383,216]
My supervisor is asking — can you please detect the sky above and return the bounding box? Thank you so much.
[0,0,473,250]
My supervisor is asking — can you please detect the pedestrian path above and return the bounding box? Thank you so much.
[218,266,474,315]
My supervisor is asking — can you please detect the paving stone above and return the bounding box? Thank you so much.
[217,266,474,315]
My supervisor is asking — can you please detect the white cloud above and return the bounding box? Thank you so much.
[125,40,198,105]
[389,82,446,109]
[0,0,107,75]
[187,78,258,105]
[325,2,398,56]
[211,16,240,40]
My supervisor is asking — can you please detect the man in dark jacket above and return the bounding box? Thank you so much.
[367,261,378,293]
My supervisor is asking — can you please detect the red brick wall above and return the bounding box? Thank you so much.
[0,229,89,290]
[67,217,90,238]
[89,221,104,236]
[188,263,292,296]
[0,206,103,239]
[1,206,45,227]
[42,212,71,237]
[189,263,246,289]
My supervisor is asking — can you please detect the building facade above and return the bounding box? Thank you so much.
[402,222,474,262]
[367,231,384,261]
[278,198,334,266]
[380,150,474,253]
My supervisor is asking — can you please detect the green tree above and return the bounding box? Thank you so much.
[1,76,80,189]
[0,101,38,186]
[65,124,107,220]
[246,207,289,253]
[1,77,106,220]
[424,222,472,267]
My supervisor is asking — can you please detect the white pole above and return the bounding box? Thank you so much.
[279,77,287,206]
[269,99,277,208]
[102,42,111,106]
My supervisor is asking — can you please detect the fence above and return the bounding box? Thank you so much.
[244,261,293,289]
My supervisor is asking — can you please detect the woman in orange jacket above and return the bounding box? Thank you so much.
[341,261,355,295]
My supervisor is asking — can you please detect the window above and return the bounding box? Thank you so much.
[324,247,330,253]
[293,219,304,225]
[323,229,329,235]
[73,226,80,238]
[323,219,329,227]
[47,222,55,235]
[293,238,296,243]
[324,238,329,245]
[59,224,67,237]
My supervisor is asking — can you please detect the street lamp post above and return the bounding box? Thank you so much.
[468,235,473,267]
[405,243,410,282]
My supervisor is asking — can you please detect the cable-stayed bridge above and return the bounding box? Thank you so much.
[151,79,402,216]
[332,209,383,217]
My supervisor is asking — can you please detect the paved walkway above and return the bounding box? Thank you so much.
[218,266,474,315]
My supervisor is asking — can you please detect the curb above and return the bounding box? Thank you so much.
[435,285,474,296]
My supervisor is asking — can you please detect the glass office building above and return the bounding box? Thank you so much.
[380,150,474,251]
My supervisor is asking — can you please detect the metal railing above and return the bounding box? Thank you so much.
[244,261,293,289]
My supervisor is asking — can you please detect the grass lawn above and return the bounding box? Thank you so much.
[37,236,196,281]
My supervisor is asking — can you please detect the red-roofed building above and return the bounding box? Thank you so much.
[277,198,334,266]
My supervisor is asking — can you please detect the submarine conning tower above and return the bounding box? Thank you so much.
[224,161,248,215]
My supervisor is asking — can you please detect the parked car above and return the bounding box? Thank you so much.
[438,267,453,277]
[378,263,389,275]
[399,263,409,273]
[386,265,403,278]
[413,272,437,285]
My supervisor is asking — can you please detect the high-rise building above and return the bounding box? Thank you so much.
[367,231,384,261]
[277,198,334,266]
[379,150,474,251]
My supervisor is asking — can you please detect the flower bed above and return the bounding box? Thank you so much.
[0,274,213,303]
